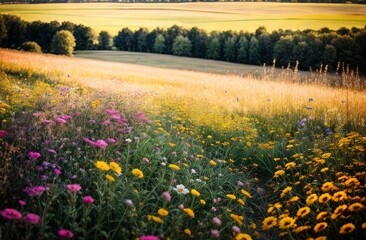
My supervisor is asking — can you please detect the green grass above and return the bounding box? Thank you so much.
[1,2,366,34]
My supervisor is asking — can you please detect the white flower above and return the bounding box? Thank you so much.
[125,138,132,143]
[191,169,197,174]
[161,162,166,166]
[173,184,189,194]
[195,179,203,182]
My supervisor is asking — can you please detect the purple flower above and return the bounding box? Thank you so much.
[140,236,159,240]
[18,200,26,206]
[83,196,94,204]
[326,128,333,135]
[94,140,108,149]
[107,138,116,143]
[211,229,220,238]
[0,130,9,138]
[232,225,241,233]
[66,184,81,192]
[162,192,171,202]
[23,186,46,197]
[54,168,61,175]
[0,208,22,220]
[56,118,67,124]
[212,217,222,226]
[23,213,40,224]
[28,152,41,159]
[105,109,118,115]
[58,229,74,238]
[48,149,57,154]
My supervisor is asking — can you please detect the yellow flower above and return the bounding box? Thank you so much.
[345,177,360,187]
[131,168,144,178]
[200,199,206,205]
[235,233,252,240]
[109,162,122,174]
[320,167,329,172]
[306,193,318,205]
[348,202,363,212]
[318,193,332,204]
[184,228,191,235]
[147,215,163,224]
[293,225,311,234]
[183,208,195,218]
[316,211,328,221]
[157,208,169,217]
[227,194,236,200]
[169,142,176,147]
[191,189,200,197]
[315,236,327,240]
[105,174,115,182]
[280,187,292,198]
[313,222,328,233]
[289,196,300,202]
[169,164,180,171]
[279,217,296,229]
[321,153,331,159]
[273,170,285,178]
[285,162,296,170]
[297,206,311,218]
[339,223,356,234]
[274,157,281,161]
[230,213,244,225]
[238,199,245,206]
[95,161,110,171]
[209,160,217,166]
[321,182,337,192]
[332,191,348,202]
[362,222,366,229]
[331,205,347,219]
[241,189,252,198]
[262,216,277,230]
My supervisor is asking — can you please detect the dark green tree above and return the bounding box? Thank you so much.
[59,21,76,32]
[153,34,166,54]
[258,32,273,65]
[113,28,134,51]
[172,35,192,56]
[187,27,207,58]
[50,30,76,56]
[133,27,148,52]
[249,36,261,65]
[273,36,295,68]
[73,24,94,50]
[331,35,361,68]
[224,36,237,62]
[237,35,248,63]
[292,41,311,70]
[322,44,337,71]
[206,35,220,60]
[0,15,7,47]
[26,20,59,52]
[164,25,186,54]
[2,14,27,48]
[98,31,111,50]
[18,41,42,53]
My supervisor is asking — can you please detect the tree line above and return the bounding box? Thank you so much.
[1,14,365,73]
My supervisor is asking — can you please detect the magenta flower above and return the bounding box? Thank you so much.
[232,225,241,233]
[105,109,118,115]
[95,140,108,148]
[107,138,116,143]
[212,217,222,226]
[56,118,67,124]
[23,186,47,197]
[66,184,81,192]
[23,213,40,224]
[54,168,61,175]
[140,236,159,240]
[18,200,26,206]
[47,149,57,154]
[0,130,9,138]
[211,229,220,238]
[58,229,74,238]
[28,152,41,159]
[83,196,94,204]
[162,192,171,202]
[0,208,22,220]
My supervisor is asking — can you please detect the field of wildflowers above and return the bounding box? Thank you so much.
[0,49,365,240]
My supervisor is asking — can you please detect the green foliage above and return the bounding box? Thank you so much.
[113,28,133,51]
[237,35,248,64]
[18,41,42,53]
[153,34,166,54]
[206,35,220,60]
[224,36,237,62]
[249,36,261,65]
[273,35,295,68]
[98,31,111,50]
[172,35,192,57]
[50,30,76,56]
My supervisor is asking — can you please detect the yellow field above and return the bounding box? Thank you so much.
[1,2,366,34]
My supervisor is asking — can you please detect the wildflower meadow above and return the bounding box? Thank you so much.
[0,49,365,240]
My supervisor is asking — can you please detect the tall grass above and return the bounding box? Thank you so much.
[1,49,365,239]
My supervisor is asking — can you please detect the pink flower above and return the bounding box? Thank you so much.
[105,109,118,115]
[140,236,159,240]
[23,213,40,224]
[232,225,241,233]
[66,184,81,192]
[162,192,171,202]
[143,158,150,164]
[107,138,116,143]
[58,229,74,238]
[0,130,9,138]
[94,140,108,149]
[212,217,222,226]
[83,196,94,204]
[54,168,61,175]
[28,152,41,159]
[178,204,184,210]
[23,186,46,197]
[0,208,22,220]
[18,200,26,206]
[56,118,67,124]
[211,229,220,238]
[125,199,134,208]
[47,149,57,154]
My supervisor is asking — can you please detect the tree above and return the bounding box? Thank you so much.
[165,25,186,54]
[0,15,7,47]
[273,36,295,68]
[322,44,337,71]
[73,24,94,50]
[331,35,361,68]
[224,36,236,62]
[249,36,261,65]
[237,35,248,63]
[18,41,42,53]
[153,34,166,54]
[133,27,148,52]
[98,31,111,50]
[50,30,76,56]
[258,32,273,65]
[26,20,59,52]
[113,28,133,51]
[206,35,220,60]
[172,35,192,56]
[188,27,207,58]
[2,14,27,48]
[292,41,311,70]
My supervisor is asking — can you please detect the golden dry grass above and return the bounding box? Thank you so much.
[1,3,365,34]
[1,49,365,129]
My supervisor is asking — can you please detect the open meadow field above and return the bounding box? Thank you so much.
[1,48,366,239]
[1,2,366,34]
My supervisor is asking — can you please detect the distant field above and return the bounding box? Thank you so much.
[1,2,365,34]
[74,50,264,75]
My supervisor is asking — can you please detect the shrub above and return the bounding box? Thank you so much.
[18,41,42,53]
